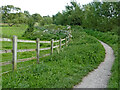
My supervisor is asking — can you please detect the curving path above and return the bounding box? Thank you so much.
[73,40,115,88]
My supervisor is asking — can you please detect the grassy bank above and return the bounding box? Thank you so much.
[1,40,59,72]
[83,29,118,88]
[2,29,105,88]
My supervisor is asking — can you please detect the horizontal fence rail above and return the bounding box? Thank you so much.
[0,49,12,53]
[0,44,66,54]
[0,38,66,43]
[0,53,50,66]
[0,38,51,43]
[0,49,36,54]
[1,34,71,73]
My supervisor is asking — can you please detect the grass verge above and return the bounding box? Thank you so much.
[83,29,118,88]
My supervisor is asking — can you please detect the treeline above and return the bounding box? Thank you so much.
[53,1,119,33]
[1,2,119,33]
[0,5,53,26]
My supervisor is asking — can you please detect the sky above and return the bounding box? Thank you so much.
[0,0,93,16]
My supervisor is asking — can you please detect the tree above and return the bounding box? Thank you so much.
[43,16,53,25]
[32,13,42,23]
[53,12,64,25]
[23,16,35,37]
[1,5,29,26]
[53,1,83,25]
[1,5,21,23]
[24,11,30,17]
[80,2,119,32]
[53,1,119,33]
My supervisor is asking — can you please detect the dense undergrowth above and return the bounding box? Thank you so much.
[23,24,70,41]
[82,28,118,88]
[2,28,105,88]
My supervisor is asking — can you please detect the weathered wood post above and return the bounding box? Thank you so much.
[69,31,71,42]
[68,30,71,42]
[51,39,54,55]
[12,35,17,71]
[65,37,67,46]
[36,38,40,64]
[59,38,62,50]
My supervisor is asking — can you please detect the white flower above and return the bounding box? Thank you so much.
[43,29,48,32]
[70,35,72,37]
[67,25,71,30]
[36,31,40,33]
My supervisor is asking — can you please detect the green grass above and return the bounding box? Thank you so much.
[2,29,105,88]
[1,24,66,73]
[1,25,27,39]
[1,39,62,72]
[1,41,52,50]
[1,41,36,50]
[83,29,118,88]
[2,49,51,72]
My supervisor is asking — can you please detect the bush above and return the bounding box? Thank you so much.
[23,17,35,37]
[23,24,70,40]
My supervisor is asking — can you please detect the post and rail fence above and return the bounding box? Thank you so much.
[0,35,71,72]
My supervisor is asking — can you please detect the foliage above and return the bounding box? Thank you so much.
[82,2,119,32]
[40,16,53,26]
[23,24,70,40]
[1,5,53,27]
[32,13,43,23]
[23,17,35,37]
[53,1,83,26]
[1,5,28,26]
[53,2,119,33]
[24,11,30,18]
[2,28,105,88]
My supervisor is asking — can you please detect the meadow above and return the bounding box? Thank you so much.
[2,26,105,88]
[1,24,28,39]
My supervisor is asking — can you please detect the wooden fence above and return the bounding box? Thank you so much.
[0,36,70,71]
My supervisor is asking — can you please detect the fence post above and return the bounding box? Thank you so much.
[51,39,54,55]
[59,38,62,50]
[12,35,17,71]
[65,37,67,46]
[36,38,40,64]
[69,30,71,42]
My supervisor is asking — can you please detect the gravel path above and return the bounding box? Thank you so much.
[73,40,115,88]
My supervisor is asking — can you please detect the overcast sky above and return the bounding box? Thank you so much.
[0,0,93,16]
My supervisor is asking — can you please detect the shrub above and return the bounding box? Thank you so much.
[23,24,70,40]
